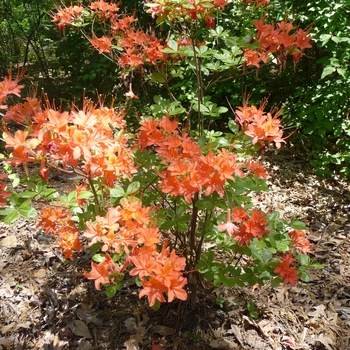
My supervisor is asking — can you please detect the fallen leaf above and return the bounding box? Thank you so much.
[68,320,92,338]
[149,325,175,336]
[124,338,141,350]
[124,317,137,332]
[227,324,244,346]
[76,307,102,325]
[0,236,17,248]
[77,338,93,350]
[33,268,46,278]
[209,338,236,349]
[0,259,8,269]
[0,323,16,335]
[308,333,334,350]
[0,336,15,347]
[308,304,326,319]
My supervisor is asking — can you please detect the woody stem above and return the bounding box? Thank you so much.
[188,193,199,270]
[86,172,102,214]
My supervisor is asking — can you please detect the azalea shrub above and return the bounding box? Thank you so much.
[0,0,320,308]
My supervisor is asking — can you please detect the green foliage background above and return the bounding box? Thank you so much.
[0,0,349,177]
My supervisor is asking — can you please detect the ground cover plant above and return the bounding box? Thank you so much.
[0,0,320,318]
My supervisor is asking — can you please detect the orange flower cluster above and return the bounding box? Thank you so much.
[0,69,24,110]
[289,230,312,254]
[51,5,85,31]
[137,116,267,203]
[235,101,285,148]
[218,207,269,246]
[274,252,300,286]
[83,197,187,306]
[3,101,136,186]
[38,206,83,260]
[52,1,166,69]
[0,70,26,207]
[146,0,229,27]
[244,19,312,68]
[3,97,41,125]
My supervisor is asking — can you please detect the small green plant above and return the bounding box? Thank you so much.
[247,300,258,319]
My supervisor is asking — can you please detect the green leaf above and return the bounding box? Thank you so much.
[310,263,324,269]
[276,241,290,251]
[135,277,142,287]
[319,33,332,46]
[262,249,272,263]
[42,188,59,199]
[90,242,104,255]
[106,284,120,298]
[18,206,37,219]
[228,120,238,133]
[68,191,77,203]
[78,191,94,199]
[199,104,210,114]
[247,300,255,312]
[300,272,311,282]
[92,254,106,263]
[290,220,306,230]
[126,182,140,195]
[150,71,166,83]
[0,207,17,215]
[222,277,238,287]
[195,199,215,211]
[215,106,228,114]
[19,191,37,199]
[110,186,125,198]
[250,311,258,319]
[336,67,347,79]
[298,254,310,266]
[160,219,176,230]
[321,66,336,79]
[4,209,19,224]
[166,39,178,52]
[18,200,37,218]
[271,276,281,288]
[269,211,280,221]
[150,298,161,310]
[198,45,208,55]
[8,174,19,188]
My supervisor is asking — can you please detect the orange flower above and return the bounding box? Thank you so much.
[245,161,268,178]
[274,252,300,286]
[38,206,71,234]
[232,207,249,222]
[0,179,11,206]
[90,0,119,19]
[167,277,188,302]
[56,228,83,260]
[289,230,312,254]
[0,69,24,109]
[139,277,167,306]
[232,209,269,246]
[217,209,239,236]
[129,253,162,279]
[3,97,40,125]
[89,35,113,54]
[124,84,138,99]
[84,254,114,290]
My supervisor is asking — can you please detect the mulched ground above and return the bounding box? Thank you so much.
[1,148,350,350]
